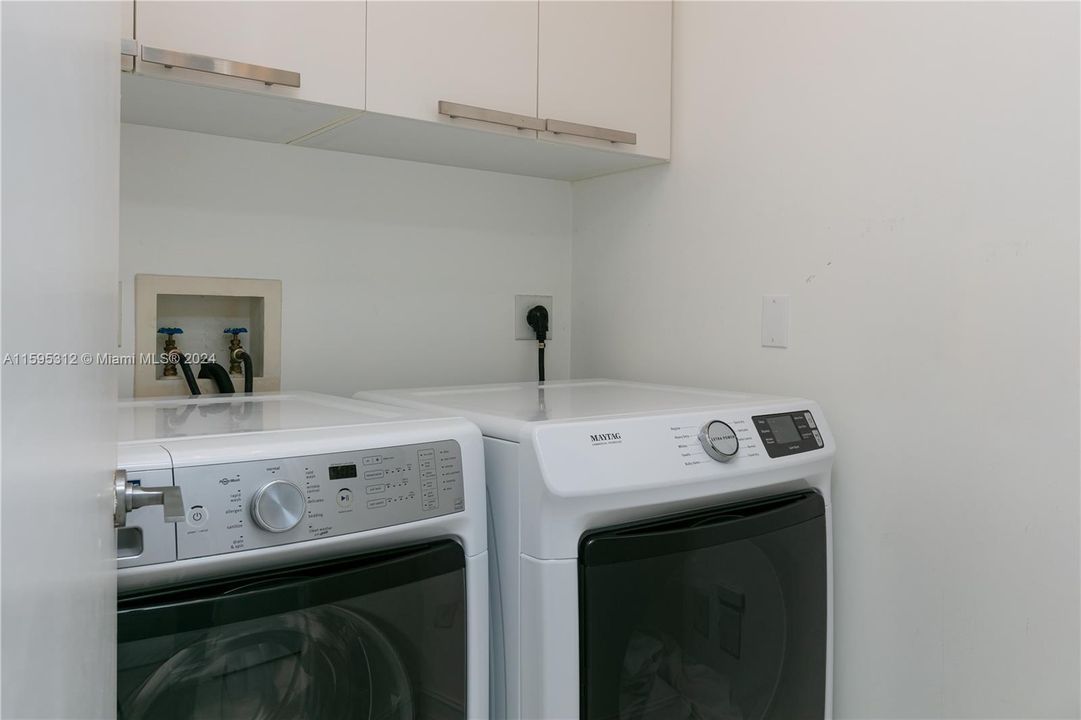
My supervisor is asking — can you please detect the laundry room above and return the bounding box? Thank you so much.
[2,2,1079,720]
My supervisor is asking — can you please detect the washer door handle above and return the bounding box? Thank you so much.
[114,469,185,528]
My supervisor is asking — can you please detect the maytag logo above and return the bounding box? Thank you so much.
[590,432,623,445]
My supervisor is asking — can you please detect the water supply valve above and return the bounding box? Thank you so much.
[157,327,184,377]
[224,327,248,375]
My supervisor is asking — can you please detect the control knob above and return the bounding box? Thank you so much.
[250,480,306,533]
[698,420,739,462]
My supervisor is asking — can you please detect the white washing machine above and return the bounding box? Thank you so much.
[357,379,834,720]
[115,392,488,720]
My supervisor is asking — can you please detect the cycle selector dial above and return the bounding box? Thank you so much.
[250,480,306,533]
[699,420,739,462]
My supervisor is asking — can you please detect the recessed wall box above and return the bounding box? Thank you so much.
[134,274,282,397]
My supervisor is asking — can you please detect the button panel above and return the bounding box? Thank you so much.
[753,410,824,458]
[173,440,464,560]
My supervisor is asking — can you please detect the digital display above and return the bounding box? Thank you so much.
[328,464,357,481]
[766,416,802,444]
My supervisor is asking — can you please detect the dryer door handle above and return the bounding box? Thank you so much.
[579,490,825,566]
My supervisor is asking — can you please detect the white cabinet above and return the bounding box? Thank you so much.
[121,1,135,71]
[538,0,671,159]
[134,1,366,109]
[122,1,134,39]
[120,0,673,178]
[366,1,538,138]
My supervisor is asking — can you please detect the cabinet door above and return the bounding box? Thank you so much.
[121,1,135,71]
[538,0,671,159]
[135,1,365,109]
[367,1,538,138]
[122,1,133,39]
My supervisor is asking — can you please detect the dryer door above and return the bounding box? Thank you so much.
[579,491,827,720]
[118,540,467,720]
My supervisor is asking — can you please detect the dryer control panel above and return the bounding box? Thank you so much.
[174,440,464,560]
[752,410,824,458]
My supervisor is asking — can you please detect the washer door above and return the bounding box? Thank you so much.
[578,491,828,720]
[118,541,467,720]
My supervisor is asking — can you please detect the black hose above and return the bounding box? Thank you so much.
[538,343,545,383]
[175,353,201,396]
[197,362,235,394]
[236,350,254,393]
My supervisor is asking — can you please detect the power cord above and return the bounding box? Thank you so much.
[526,305,549,383]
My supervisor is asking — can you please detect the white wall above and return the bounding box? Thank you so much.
[119,124,571,397]
[2,3,121,717]
[572,3,1080,718]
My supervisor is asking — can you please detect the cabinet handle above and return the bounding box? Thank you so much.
[140,46,301,88]
[545,118,636,145]
[120,38,137,73]
[438,101,545,132]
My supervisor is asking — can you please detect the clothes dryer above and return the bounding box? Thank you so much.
[357,379,834,720]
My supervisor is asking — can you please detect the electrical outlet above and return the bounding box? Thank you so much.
[515,295,553,340]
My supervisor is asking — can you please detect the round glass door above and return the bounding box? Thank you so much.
[579,492,827,720]
[121,606,413,720]
[118,541,468,720]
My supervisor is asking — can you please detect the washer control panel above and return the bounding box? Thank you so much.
[753,410,824,458]
[174,440,464,560]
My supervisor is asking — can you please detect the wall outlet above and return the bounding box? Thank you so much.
[515,295,553,340]
[762,295,790,348]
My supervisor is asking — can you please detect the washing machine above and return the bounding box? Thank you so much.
[115,392,488,720]
[357,379,834,720]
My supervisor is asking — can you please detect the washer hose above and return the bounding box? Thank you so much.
[197,362,235,394]
[234,350,254,393]
[175,353,201,396]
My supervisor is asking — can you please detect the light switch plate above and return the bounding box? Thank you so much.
[762,295,789,348]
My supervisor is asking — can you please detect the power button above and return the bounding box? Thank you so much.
[187,505,208,528]
[336,488,354,509]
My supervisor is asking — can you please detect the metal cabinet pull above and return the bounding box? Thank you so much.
[120,38,137,73]
[114,469,185,529]
[140,45,301,88]
[545,118,636,145]
[438,101,545,132]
